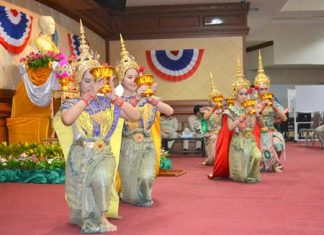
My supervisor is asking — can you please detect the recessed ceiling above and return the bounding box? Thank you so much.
[127,0,324,45]
[126,0,289,45]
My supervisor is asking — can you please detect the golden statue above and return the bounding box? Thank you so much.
[31,16,59,53]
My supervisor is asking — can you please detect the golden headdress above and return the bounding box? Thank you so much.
[115,34,139,81]
[231,57,250,95]
[209,72,223,103]
[75,19,100,83]
[254,50,270,87]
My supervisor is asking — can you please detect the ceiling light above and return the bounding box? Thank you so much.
[205,18,223,25]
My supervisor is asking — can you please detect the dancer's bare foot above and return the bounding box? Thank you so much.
[107,220,117,232]
[102,217,117,232]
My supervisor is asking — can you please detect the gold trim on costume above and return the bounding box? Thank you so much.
[261,92,273,101]
[133,133,144,143]
[243,130,253,138]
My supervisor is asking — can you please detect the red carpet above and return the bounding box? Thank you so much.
[1,143,324,235]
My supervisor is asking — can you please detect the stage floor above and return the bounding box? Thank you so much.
[1,143,324,235]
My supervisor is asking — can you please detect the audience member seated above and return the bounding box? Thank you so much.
[186,105,203,151]
[160,114,179,150]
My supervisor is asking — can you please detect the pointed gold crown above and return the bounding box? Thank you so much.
[231,56,250,95]
[254,50,270,87]
[209,72,223,102]
[75,19,100,83]
[115,34,139,81]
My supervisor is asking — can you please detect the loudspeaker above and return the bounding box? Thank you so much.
[94,0,126,11]
[297,112,311,122]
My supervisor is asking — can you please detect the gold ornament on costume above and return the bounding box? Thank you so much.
[93,139,106,152]
[242,98,256,115]
[75,19,100,83]
[77,108,113,137]
[225,96,235,107]
[133,133,144,143]
[135,74,154,97]
[261,92,273,106]
[115,34,139,81]
[231,57,250,95]
[208,72,223,104]
[90,65,115,94]
[254,50,270,87]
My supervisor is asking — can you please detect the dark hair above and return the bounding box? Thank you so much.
[193,105,202,114]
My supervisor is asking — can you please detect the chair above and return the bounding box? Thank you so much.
[318,132,324,148]
[316,113,324,148]
[299,112,322,145]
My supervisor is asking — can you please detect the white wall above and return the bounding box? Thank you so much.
[247,46,274,71]
[248,21,324,65]
[281,0,324,11]
[247,66,324,85]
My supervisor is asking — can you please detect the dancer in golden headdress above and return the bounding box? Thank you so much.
[224,57,262,183]
[254,50,287,172]
[59,21,140,233]
[202,72,224,165]
[116,35,173,207]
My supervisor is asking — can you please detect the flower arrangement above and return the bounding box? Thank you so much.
[20,51,65,70]
[160,148,172,170]
[0,142,64,170]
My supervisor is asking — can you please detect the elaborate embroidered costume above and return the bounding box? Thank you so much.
[254,51,286,172]
[225,105,261,183]
[257,99,285,171]
[55,21,124,233]
[210,58,261,183]
[62,96,121,233]
[119,97,158,206]
[116,35,160,207]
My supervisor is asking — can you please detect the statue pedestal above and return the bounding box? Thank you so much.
[7,80,51,144]
[7,116,51,144]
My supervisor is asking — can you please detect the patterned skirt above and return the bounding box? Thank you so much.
[119,131,156,207]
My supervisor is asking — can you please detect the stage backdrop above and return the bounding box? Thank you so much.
[0,0,105,90]
[109,36,243,100]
